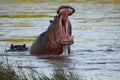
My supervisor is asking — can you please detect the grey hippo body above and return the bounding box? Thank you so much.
[30,5,75,55]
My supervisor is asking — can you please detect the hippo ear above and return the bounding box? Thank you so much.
[10,44,14,50]
[23,44,26,47]
[11,44,14,47]
[50,20,53,23]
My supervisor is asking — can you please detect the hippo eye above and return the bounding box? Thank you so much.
[23,44,26,47]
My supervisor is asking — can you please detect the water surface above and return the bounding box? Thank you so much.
[0,1,120,80]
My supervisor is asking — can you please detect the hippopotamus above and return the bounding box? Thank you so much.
[7,44,28,51]
[30,5,75,55]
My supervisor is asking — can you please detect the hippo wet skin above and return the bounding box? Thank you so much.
[30,5,75,55]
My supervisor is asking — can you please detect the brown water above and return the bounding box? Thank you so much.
[0,1,120,80]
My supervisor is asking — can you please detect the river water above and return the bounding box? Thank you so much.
[0,1,120,80]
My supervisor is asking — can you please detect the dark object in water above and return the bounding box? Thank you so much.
[7,44,28,51]
[30,5,75,55]
[105,49,114,52]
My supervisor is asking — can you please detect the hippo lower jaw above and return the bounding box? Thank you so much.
[56,39,74,45]
[56,36,74,45]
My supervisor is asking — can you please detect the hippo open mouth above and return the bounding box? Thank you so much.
[56,7,74,45]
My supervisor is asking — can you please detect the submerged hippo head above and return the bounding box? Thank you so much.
[47,5,75,45]
[10,44,28,51]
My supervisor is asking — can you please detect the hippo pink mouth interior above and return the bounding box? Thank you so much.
[56,8,74,45]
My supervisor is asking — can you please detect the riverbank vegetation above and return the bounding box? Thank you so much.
[0,57,84,80]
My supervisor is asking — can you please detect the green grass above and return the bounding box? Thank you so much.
[0,55,85,80]
[0,36,36,43]
[1,0,120,4]
[0,56,18,80]
[0,38,34,43]
[0,12,53,18]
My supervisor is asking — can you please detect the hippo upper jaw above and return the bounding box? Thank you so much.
[56,7,74,45]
